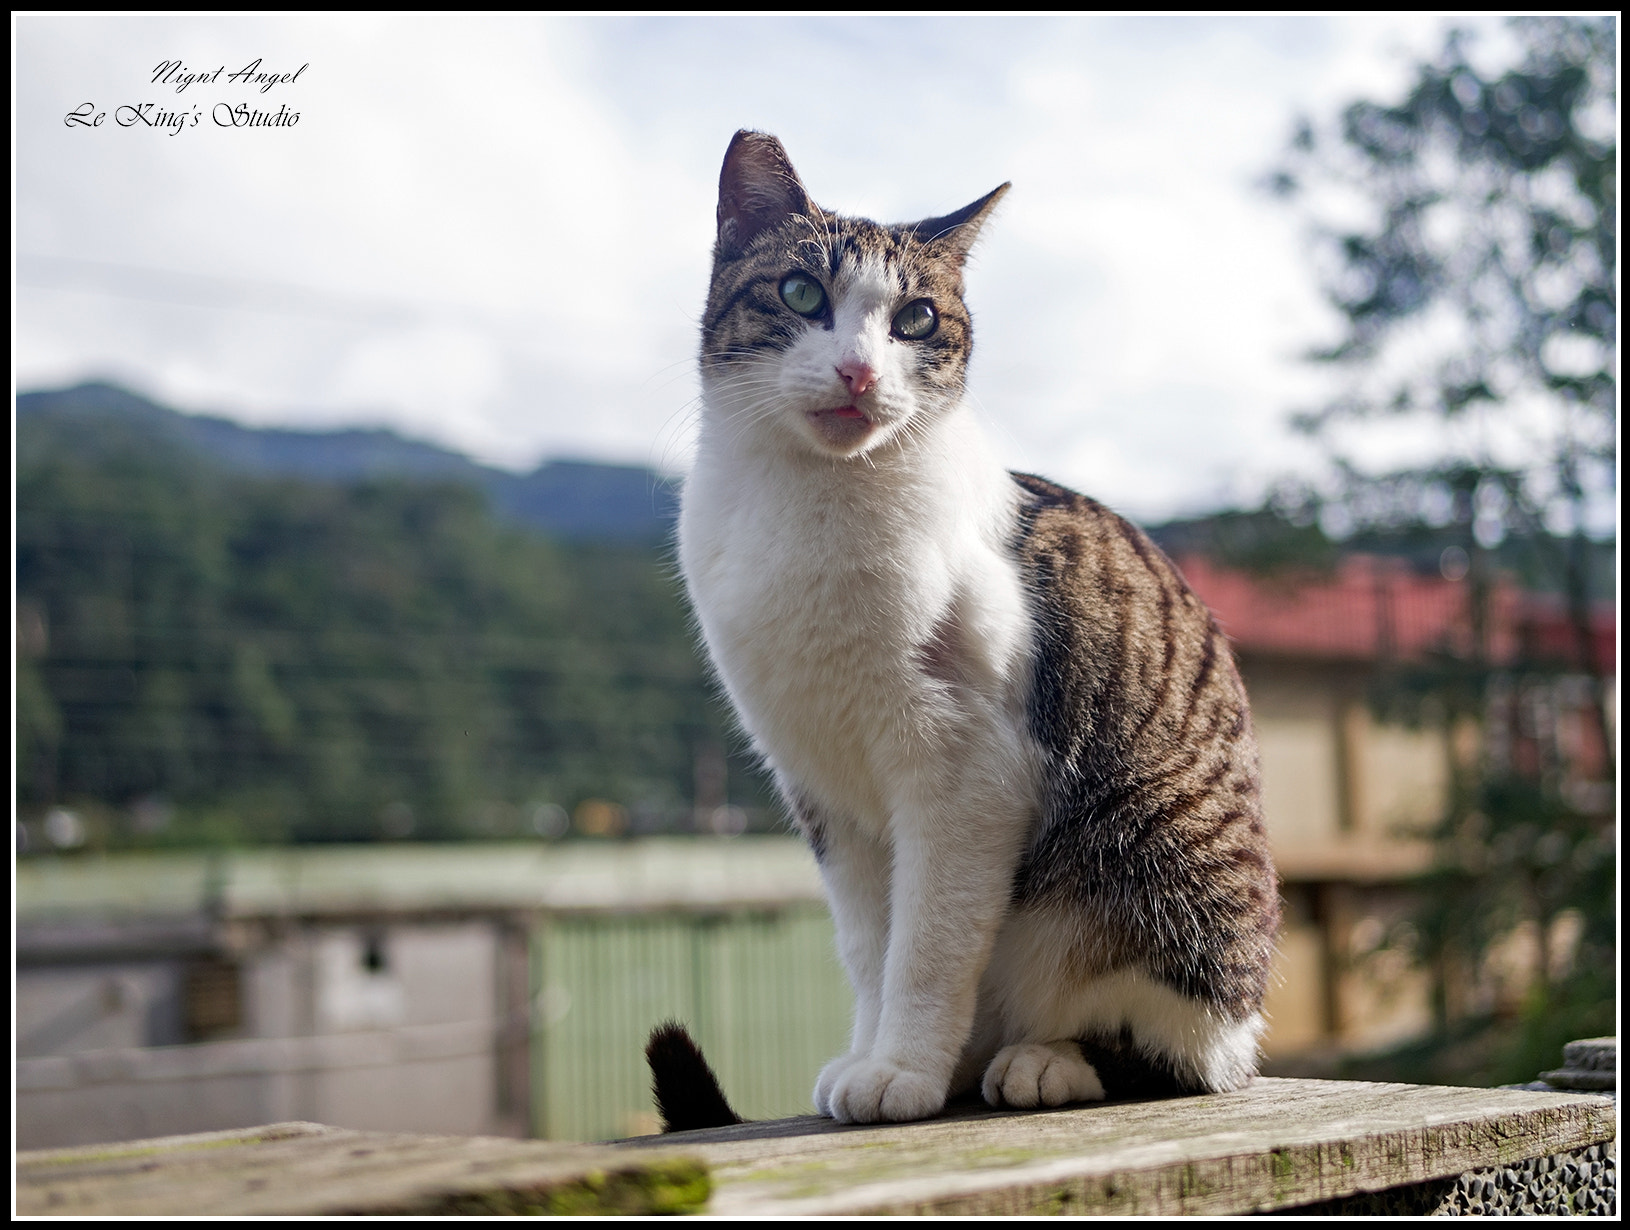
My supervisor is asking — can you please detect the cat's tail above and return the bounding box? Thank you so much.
[646,1021,745,1133]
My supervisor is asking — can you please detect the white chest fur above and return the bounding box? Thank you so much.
[678,403,1034,832]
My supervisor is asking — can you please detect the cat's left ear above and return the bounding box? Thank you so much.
[913,183,1011,265]
[716,130,816,261]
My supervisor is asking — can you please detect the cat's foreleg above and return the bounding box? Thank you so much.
[800,811,892,1117]
[822,786,1030,1124]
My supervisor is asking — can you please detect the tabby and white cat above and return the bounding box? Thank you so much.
[664,130,1279,1127]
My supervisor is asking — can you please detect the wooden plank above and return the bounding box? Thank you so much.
[16,1121,708,1216]
[16,1079,1613,1217]
[616,1077,1615,1216]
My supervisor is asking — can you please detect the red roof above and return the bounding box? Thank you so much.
[1517,591,1619,675]
[1175,553,1614,673]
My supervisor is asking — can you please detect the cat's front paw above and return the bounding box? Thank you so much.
[813,1052,866,1118]
[982,1041,1105,1108]
[825,1059,947,1124]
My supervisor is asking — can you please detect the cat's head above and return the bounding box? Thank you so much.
[700,130,1008,461]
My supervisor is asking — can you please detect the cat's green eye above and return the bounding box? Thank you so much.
[779,273,827,318]
[891,299,938,340]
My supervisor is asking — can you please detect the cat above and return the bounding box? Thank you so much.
[655,130,1279,1130]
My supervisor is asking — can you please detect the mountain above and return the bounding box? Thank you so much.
[15,382,680,543]
[19,382,1607,596]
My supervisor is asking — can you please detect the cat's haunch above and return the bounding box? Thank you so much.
[669,129,1279,1127]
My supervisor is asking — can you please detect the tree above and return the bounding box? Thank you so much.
[1269,17,1616,1084]
[16,396,770,849]
[1270,16,1614,661]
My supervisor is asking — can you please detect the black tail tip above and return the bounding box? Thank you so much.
[646,1020,744,1133]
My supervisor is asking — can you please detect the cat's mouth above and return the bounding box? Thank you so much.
[805,404,876,451]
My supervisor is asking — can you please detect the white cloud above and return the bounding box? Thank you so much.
[15,13,1518,520]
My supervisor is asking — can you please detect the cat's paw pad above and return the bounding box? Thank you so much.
[982,1041,1105,1108]
[826,1059,947,1124]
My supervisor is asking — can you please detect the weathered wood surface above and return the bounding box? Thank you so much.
[621,1077,1614,1216]
[14,1121,707,1216]
[15,1078,1613,1217]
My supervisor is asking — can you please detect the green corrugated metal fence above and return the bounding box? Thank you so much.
[531,906,853,1142]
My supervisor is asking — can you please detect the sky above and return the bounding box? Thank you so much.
[14,13,1531,524]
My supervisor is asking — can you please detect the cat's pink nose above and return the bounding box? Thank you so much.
[837,360,878,397]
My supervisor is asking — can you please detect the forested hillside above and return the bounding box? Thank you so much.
[16,390,765,850]
[16,383,681,542]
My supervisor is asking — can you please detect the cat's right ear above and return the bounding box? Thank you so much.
[914,183,1011,266]
[716,130,814,260]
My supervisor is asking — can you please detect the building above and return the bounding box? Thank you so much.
[1177,552,1615,1064]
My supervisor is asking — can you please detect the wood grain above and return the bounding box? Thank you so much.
[16,1078,1613,1217]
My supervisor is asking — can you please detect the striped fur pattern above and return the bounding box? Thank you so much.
[674,131,1279,1127]
[1009,473,1278,1018]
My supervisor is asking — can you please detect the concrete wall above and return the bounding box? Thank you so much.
[15,1022,497,1149]
[15,919,506,1150]
[17,962,189,1057]
[1241,656,1447,1062]
[1243,657,1451,848]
